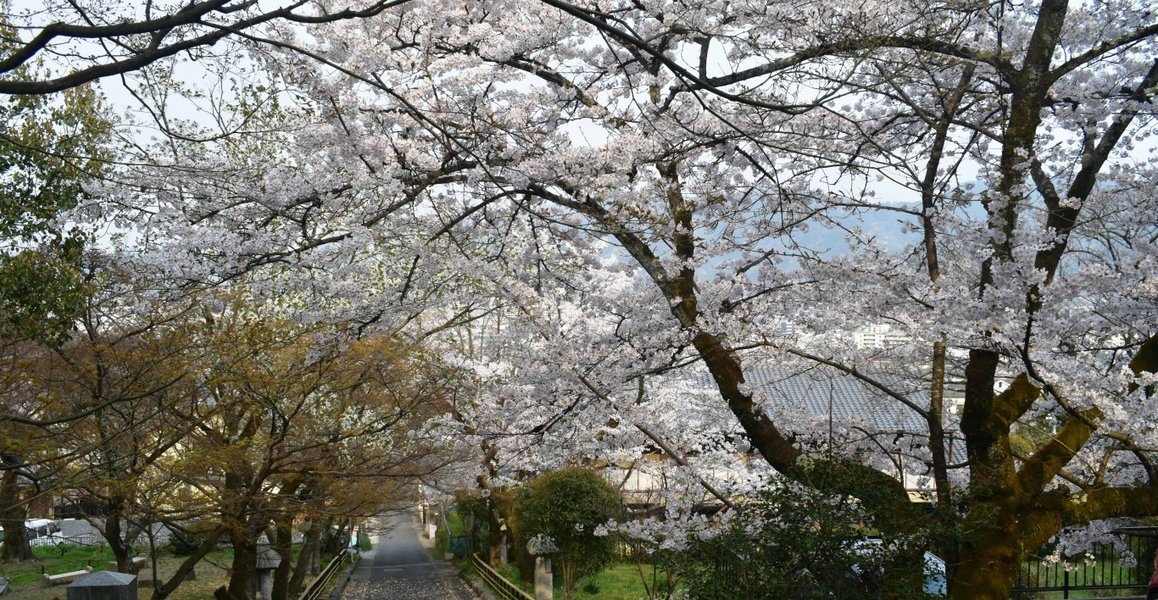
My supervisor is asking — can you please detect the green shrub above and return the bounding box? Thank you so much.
[513,467,625,600]
[435,520,449,554]
[496,561,522,584]
[667,473,933,600]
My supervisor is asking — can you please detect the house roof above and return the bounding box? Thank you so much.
[743,364,930,433]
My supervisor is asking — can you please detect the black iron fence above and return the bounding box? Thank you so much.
[1012,527,1158,599]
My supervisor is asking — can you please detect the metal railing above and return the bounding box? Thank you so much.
[471,553,534,600]
[60,534,105,547]
[298,549,355,600]
[1012,527,1158,599]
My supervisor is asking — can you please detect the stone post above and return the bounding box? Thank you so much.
[534,557,553,600]
[525,534,559,600]
[498,522,509,565]
[66,571,137,600]
[255,536,282,600]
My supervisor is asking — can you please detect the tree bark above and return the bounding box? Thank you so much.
[288,517,324,597]
[271,517,293,600]
[95,501,136,572]
[149,526,224,600]
[226,528,257,600]
[0,465,32,562]
[951,531,1021,600]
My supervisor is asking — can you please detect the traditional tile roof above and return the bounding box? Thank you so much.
[743,364,930,433]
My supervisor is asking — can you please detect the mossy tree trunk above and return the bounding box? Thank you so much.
[0,462,32,562]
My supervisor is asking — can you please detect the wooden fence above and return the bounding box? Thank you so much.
[298,549,356,600]
[471,553,533,600]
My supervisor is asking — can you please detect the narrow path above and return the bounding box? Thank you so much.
[341,511,476,600]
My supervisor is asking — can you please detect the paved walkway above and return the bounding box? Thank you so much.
[341,511,477,600]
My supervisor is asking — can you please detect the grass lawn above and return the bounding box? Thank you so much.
[493,562,676,600]
[1017,553,1150,599]
[569,563,677,600]
[0,544,230,600]
[1019,592,1145,599]
[436,509,467,556]
[565,565,676,600]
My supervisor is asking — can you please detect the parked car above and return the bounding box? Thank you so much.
[851,538,948,597]
[26,518,61,536]
[0,518,63,545]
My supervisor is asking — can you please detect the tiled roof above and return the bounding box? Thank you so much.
[742,364,930,433]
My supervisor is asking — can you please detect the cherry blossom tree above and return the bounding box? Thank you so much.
[0,0,418,95]
[95,0,1157,597]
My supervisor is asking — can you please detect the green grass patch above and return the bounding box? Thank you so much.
[435,507,467,555]
[493,562,676,600]
[1019,591,1145,599]
[495,561,521,584]
[567,563,676,600]
[446,510,466,536]
[0,546,234,600]
[1017,552,1150,598]
[0,544,118,585]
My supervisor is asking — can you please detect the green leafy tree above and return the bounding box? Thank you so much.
[0,243,89,345]
[0,9,110,345]
[670,470,938,600]
[513,467,624,600]
[0,12,110,562]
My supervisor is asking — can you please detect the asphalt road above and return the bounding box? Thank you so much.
[341,511,476,600]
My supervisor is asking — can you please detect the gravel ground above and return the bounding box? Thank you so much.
[340,512,476,600]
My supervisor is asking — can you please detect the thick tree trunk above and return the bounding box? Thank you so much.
[226,530,257,600]
[951,529,1020,600]
[476,442,510,564]
[956,349,1026,598]
[288,517,324,596]
[271,517,293,600]
[97,504,136,572]
[0,467,33,562]
[149,527,225,600]
[323,518,350,555]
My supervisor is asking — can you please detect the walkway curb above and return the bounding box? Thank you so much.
[327,550,363,600]
[458,568,496,600]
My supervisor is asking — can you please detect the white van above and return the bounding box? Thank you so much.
[0,518,63,546]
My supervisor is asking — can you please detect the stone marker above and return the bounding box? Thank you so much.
[526,534,560,600]
[255,537,282,600]
[66,571,137,600]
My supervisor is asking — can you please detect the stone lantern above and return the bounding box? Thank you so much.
[525,534,560,600]
[254,536,282,600]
